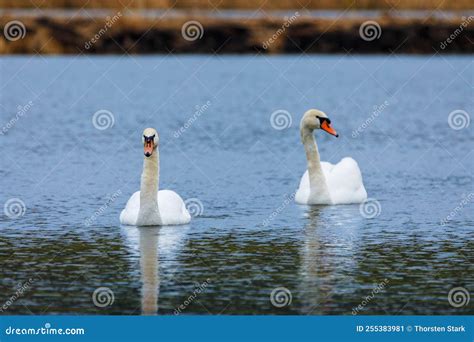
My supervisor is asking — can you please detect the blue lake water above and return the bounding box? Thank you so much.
[0,55,473,315]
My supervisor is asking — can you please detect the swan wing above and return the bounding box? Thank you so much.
[324,157,367,204]
[157,190,191,225]
[120,191,140,225]
[295,170,310,204]
[296,158,367,205]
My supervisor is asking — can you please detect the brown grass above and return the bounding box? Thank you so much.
[1,13,472,54]
[0,0,473,10]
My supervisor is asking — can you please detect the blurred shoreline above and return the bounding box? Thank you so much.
[0,11,472,54]
[1,0,473,10]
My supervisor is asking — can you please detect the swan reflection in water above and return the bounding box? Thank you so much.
[138,227,159,315]
[298,205,362,314]
[121,225,189,315]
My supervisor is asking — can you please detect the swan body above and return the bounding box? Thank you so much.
[295,109,367,205]
[295,157,367,205]
[120,190,191,226]
[120,128,191,226]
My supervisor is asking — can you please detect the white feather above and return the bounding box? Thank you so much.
[120,190,191,226]
[296,157,367,205]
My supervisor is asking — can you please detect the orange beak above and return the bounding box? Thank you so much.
[144,140,154,157]
[321,120,339,137]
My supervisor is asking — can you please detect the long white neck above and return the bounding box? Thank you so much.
[137,151,160,222]
[301,128,331,202]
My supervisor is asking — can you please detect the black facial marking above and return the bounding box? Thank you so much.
[318,117,331,124]
[144,134,155,143]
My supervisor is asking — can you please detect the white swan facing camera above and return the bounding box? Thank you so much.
[295,109,367,205]
[120,128,191,226]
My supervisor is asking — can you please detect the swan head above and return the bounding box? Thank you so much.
[142,128,159,158]
[301,109,338,137]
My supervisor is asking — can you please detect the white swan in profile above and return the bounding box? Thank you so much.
[295,109,367,205]
[120,128,191,226]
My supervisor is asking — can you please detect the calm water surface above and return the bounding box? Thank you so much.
[0,55,472,315]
